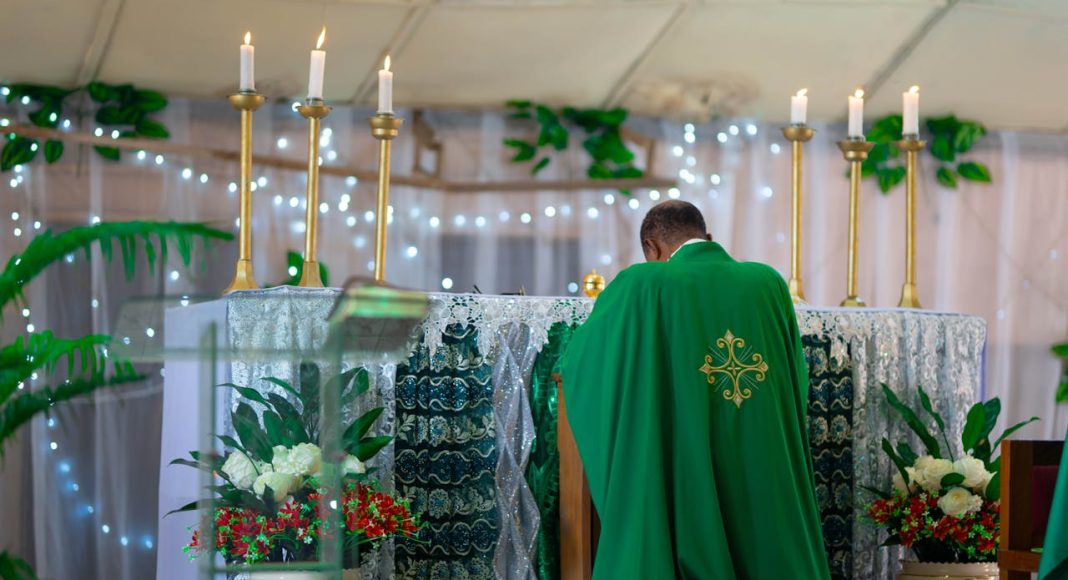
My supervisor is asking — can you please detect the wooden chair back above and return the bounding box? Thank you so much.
[554,373,598,580]
[999,439,1064,579]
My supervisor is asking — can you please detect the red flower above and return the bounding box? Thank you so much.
[978,536,996,554]
[949,523,968,543]
[932,517,955,541]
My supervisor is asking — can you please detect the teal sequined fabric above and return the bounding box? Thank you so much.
[395,324,498,579]
[525,323,578,580]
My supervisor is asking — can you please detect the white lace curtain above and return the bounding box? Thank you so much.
[1,97,1066,579]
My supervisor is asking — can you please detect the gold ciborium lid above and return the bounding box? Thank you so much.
[582,269,606,298]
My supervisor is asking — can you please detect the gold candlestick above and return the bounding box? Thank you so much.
[296,100,332,288]
[223,91,266,294]
[368,113,403,283]
[782,125,815,305]
[895,136,926,308]
[837,138,875,307]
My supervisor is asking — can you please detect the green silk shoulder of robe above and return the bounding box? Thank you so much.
[560,242,829,579]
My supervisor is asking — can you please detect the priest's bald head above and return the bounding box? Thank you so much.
[640,200,712,262]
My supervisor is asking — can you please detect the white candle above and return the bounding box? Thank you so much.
[240,31,254,92]
[378,55,394,114]
[848,89,864,138]
[903,85,920,136]
[790,89,808,125]
[307,28,326,100]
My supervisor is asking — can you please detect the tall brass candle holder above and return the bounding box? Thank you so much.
[223,91,266,294]
[782,125,815,305]
[837,138,875,307]
[895,135,926,308]
[296,99,332,288]
[368,113,403,283]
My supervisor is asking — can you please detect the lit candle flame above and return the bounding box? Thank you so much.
[909,85,919,94]
[244,31,251,45]
[384,55,391,71]
[316,27,326,50]
[854,88,864,99]
[796,88,807,97]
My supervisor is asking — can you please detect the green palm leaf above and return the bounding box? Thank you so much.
[0,332,111,401]
[0,221,231,458]
[0,221,232,313]
[0,362,144,454]
[0,551,35,580]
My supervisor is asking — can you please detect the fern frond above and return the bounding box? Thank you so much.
[0,332,112,406]
[0,361,144,455]
[0,221,232,313]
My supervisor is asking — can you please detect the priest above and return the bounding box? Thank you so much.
[560,200,829,578]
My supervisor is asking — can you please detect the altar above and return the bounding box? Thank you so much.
[158,288,986,580]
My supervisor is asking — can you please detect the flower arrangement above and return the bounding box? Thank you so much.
[865,385,1038,563]
[185,481,419,566]
[170,365,421,569]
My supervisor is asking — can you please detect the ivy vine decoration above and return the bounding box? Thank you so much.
[2,81,169,172]
[861,114,991,193]
[503,100,644,193]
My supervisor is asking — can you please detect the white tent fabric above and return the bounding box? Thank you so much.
[1,98,1066,579]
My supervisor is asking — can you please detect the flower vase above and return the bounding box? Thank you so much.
[897,560,999,580]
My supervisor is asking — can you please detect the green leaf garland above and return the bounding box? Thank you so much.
[860,113,992,193]
[1,80,170,170]
[503,100,644,193]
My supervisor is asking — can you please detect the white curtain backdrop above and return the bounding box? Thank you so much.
[1,97,1066,579]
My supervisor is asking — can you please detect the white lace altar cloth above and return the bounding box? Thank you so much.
[165,290,984,580]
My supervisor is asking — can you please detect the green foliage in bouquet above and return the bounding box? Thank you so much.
[1051,342,1068,403]
[877,384,1038,502]
[0,221,232,579]
[861,114,991,193]
[2,81,169,171]
[169,365,390,515]
[169,364,419,567]
[864,385,1039,563]
[503,100,644,193]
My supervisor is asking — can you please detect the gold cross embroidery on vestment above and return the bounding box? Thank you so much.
[699,329,769,408]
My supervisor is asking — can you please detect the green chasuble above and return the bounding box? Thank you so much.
[1039,427,1068,579]
[560,241,829,579]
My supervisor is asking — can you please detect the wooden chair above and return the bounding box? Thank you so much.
[554,373,598,580]
[999,439,1064,579]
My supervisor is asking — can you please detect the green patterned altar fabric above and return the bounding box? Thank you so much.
[395,323,498,579]
[803,334,855,580]
[525,323,577,580]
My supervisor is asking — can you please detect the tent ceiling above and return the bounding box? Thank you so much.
[2,0,1065,131]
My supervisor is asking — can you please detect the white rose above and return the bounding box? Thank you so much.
[252,471,301,501]
[272,443,322,477]
[937,487,983,518]
[271,445,290,468]
[913,456,955,493]
[342,455,366,476]
[220,451,259,490]
[953,455,993,494]
[904,466,920,492]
